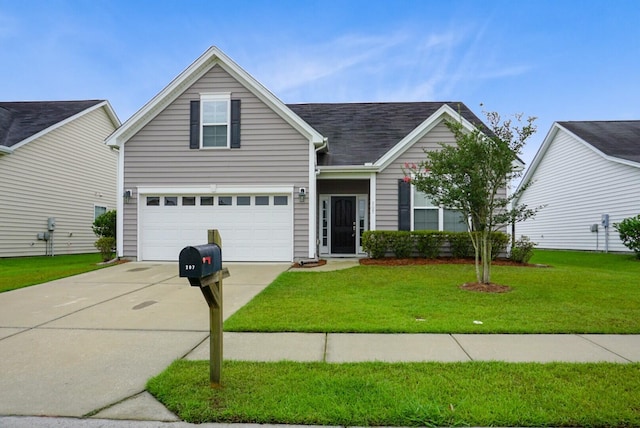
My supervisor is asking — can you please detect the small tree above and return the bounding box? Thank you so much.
[93,210,116,239]
[614,214,640,259]
[405,111,540,284]
[93,210,116,262]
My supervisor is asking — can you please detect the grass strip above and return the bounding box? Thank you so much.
[148,360,640,426]
[0,253,107,293]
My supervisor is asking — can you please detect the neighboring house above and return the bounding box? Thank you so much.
[0,100,120,257]
[105,46,488,262]
[515,121,640,252]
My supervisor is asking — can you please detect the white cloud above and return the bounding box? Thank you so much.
[246,22,531,105]
[253,32,408,96]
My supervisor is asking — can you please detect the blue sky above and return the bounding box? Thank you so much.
[1,0,639,166]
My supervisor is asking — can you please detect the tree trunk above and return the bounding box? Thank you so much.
[475,245,481,283]
[469,230,481,284]
[481,231,491,284]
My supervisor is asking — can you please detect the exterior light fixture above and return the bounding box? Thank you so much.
[298,187,306,202]
[123,189,132,203]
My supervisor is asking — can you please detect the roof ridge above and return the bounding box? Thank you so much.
[286,101,460,106]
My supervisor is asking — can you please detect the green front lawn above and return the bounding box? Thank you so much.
[150,250,640,426]
[148,360,640,426]
[224,250,640,334]
[0,253,108,293]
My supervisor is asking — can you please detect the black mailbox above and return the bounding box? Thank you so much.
[179,244,222,279]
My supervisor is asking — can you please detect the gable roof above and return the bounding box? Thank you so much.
[105,46,324,148]
[288,102,485,166]
[516,120,640,197]
[557,121,640,164]
[0,100,118,154]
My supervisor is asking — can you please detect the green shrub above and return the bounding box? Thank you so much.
[490,231,510,260]
[94,237,116,262]
[388,232,414,258]
[510,235,536,263]
[449,233,474,258]
[362,231,389,259]
[362,230,509,260]
[614,214,640,259]
[93,210,116,238]
[414,231,446,258]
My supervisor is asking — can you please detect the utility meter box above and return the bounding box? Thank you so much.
[601,214,610,228]
[47,217,56,231]
[179,244,222,281]
[590,224,599,233]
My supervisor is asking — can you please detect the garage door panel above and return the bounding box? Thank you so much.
[141,194,293,262]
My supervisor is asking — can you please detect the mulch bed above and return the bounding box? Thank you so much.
[359,257,532,267]
[459,282,512,293]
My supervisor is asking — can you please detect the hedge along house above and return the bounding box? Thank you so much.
[106,46,488,262]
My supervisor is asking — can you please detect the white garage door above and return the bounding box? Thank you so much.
[140,194,293,262]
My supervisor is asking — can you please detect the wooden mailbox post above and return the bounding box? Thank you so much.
[179,229,229,387]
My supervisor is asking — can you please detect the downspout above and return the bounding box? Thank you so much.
[308,138,328,260]
[113,142,125,258]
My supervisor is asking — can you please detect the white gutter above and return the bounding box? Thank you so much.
[317,165,380,173]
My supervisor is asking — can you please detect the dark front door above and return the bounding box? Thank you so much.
[331,196,356,254]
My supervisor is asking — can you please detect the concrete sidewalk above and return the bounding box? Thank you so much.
[187,332,640,363]
[1,259,639,428]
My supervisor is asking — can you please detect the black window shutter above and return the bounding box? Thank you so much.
[230,99,241,148]
[189,100,200,149]
[398,179,411,231]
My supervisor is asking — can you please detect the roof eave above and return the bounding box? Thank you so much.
[373,104,476,170]
[10,101,117,152]
[317,165,380,179]
[515,121,640,203]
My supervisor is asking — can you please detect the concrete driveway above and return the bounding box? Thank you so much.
[0,262,289,419]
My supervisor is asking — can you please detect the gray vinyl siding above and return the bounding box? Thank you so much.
[0,107,118,257]
[122,64,311,259]
[375,120,455,230]
[375,120,508,232]
[516,129,640,252]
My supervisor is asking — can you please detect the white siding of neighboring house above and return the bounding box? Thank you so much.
[0,107,118,257]
[375,120,456,230]
[122,64,311,260]
[516,128,640,252]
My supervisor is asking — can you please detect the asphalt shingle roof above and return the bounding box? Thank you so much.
[0,100,103,149]
[287,102,484,166]
[558,120,640,164]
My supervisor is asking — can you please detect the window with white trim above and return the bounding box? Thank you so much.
[413,187,467,232]
[201,94,230,148]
